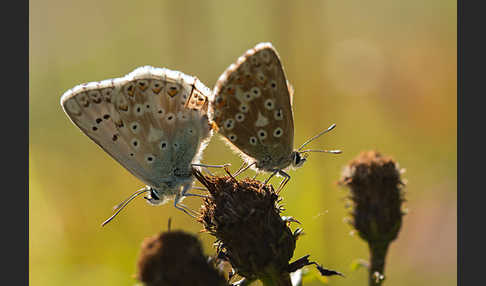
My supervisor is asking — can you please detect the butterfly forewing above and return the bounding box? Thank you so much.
[61,66,212,188]
[212,43,294,169]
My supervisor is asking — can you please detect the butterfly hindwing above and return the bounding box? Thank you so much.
[212,43,294,169]
[61,66,212,188]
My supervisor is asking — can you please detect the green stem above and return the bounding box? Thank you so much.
[260,267,292,286]
[368,241,390,286]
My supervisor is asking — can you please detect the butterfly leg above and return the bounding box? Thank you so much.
[173,184,200,218]
[174,193,198,218]
[182,185,209,199]
[275,170,291,194]
[257,169,278,192]
[232,162,248,176]
[252,172,260,180]
[232,162,256,178]
[263,170,279,185]
[192,163,231,169]
[192,163,231,176]
[191,186,209,192]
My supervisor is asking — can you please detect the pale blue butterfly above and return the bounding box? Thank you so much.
[61,66,226,225]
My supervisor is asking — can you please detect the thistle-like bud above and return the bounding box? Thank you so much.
[195,169,296,285]
[194,169,343,286]
[338,150,406,285]
[136,230,227,286]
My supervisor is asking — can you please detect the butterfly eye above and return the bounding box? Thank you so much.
[150,189,160,200]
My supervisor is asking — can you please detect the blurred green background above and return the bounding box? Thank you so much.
[30,0,456,285]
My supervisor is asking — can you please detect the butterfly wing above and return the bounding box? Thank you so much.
[212,43,295,170]
[61,66,212,188]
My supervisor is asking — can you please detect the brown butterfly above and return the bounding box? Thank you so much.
[210,43,341,192]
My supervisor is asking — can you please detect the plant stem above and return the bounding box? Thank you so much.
[368,241,390,286]
[260,267,292,286]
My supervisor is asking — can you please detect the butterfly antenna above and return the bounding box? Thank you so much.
[299,149,342,154]
[111,187,150,211]
[101,188,150,227]
[297,123,337,151]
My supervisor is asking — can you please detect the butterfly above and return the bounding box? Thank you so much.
[210,43,341,192]
[60,66,226,225]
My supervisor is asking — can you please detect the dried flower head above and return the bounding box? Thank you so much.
[136,230,227,286]
[339,150,405,243]
[338,150,406,285]
[195,169,297,284]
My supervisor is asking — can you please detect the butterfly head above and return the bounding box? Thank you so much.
[144,186,175,206]
[291,151,308,168]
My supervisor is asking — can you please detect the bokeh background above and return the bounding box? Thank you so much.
[30,0,456,285]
